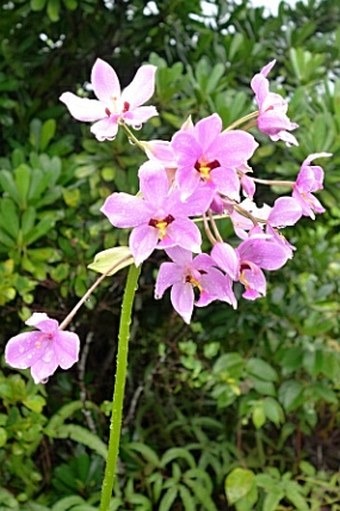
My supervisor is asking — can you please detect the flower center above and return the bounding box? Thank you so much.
[185,274,203,292]
[149,214,175,239]
[35,332,53,349]
[195,159,220,181]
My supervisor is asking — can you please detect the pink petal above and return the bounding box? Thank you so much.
[194,114,222,153]
[238,236,291,270]
[90,117,119,141]
[5,331,45,369]
[163,218,202,253]
[123,106,158,127]
[268,197,302,227]
[101,193,150,228]
[241,174,256,199]
[250,74,269,108]
[241,264,266,300]
[26,312,59,333]
[171,131,201,166]
[302,152,332,167]
[91,58,121,104]
[129,224,159,266]
[211,242,239,280]
[30,348,59,384]
[138,161,169,206]
[211,131,258,167]
[155,262,183,299]
[211,167,240,201]
[170,282,194,324]
[60,93,106,122]
[165,246,193,266]
[143,140,177,168]
[54,331,80,369]
[121,65,157,109]
[176,165,201,200]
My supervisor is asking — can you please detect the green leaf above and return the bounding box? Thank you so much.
[278,380,304,412]
[15,164,31,208]
[88,246,134,276]
[284,481,309,511]
[161,447,196,469]
[0,198,19,239]
[31,0,47,10]
[40,119,56,151]
[0,427,7,447]
[246,358,278,382]
[225,468,255,505]
[263,397,284,426]
[23,395,46,413]
[127,442,160,467]
[47,0,60,21]
[0,170,20,204]
[159,487,178,511]
[178,485,195,510]
[52,496,87,511]
[252,403,266,429]
[53,424,108,459]
[263,490,285,511]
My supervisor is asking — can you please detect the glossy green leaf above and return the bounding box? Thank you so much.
[88,246,134,276]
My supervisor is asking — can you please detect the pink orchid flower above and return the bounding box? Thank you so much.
[60,58,158,141]
[155,247,236,324]
[212,234,292,300]
[292,152,331,219]
[5,313,80,384]
[101,161,213,266]
[251,60,299,146]
[171,113,258,201]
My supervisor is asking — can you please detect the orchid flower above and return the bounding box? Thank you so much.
[5,313,80,384]
[101,161,213,266]
[171,113,258,202]
[60,58,158,141]
[212,234,292,300]
[155,247,236,324]
[251,60,298,146]
[292,152,331,219]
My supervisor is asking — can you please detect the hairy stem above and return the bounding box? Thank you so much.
[99,263,141,511]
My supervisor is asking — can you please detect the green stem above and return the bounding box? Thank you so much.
[119,122,146,152]
[224,110,258,131]
[99,263,141,511]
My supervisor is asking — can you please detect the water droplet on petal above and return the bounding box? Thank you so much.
[133,123,142,131]
[40,378,49,384]
[19,346,25,353]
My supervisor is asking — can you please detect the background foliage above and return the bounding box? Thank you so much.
[0,0,339,509]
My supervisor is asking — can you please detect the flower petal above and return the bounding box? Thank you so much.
[101,193,150,228]
[122,65,157,109]
[211,131,258,167]
[123,106,158,127]
[5,331,45,369]
[91,58,121,104]
[155,262,183,299]
[237,236,291,270]
[30,349,59,384]
[60,93,106,122]
[54,331,80,369]
[138,161,169,206]
[268,197,302,227]
[170,282,194,324]
[26,312,59,333]
[194,113,222,153]
[211,242,239,280]
[90,117,119,141]
[129,224,159,266]
[162,218,202,253]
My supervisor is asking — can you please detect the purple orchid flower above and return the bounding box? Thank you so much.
[5,313,80,384]
[212,234,292,300]
[251,60,299,146]
[60,58,158,141]
[292,152,331,219]
[101,161,213,266]
[155,246,236,324]
[171,113,258,201]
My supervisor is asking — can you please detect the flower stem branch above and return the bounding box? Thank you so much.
[119,122,146,152]
[59,256,132,331]
[99,263,141,511]
[251,177,295,187]
[224,111,258,131]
